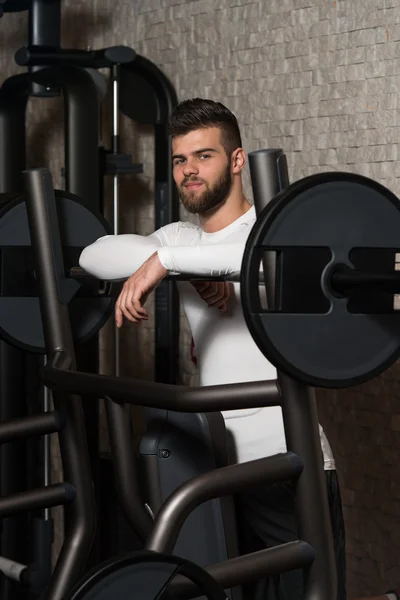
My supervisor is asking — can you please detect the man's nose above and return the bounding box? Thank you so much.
[182,159,199,176]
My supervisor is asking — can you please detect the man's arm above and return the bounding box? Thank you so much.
[79,230,247,327]
[80,234,245,281]
[157,243,245,278]
[114,243,246,327]
[79,232,164,280]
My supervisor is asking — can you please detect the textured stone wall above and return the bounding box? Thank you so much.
[1,0,400,596]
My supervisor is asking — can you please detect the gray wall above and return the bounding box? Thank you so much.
[1,0,400,596]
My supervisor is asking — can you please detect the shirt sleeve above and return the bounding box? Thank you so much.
[157,243,245,277]
[79,223,246,280]
[79,231,165,280]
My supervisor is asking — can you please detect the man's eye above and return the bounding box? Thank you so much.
[174,159,184,165]
[199,154,210,160]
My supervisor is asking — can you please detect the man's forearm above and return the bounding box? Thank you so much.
[157,244,245,277]
[79,233,163,280]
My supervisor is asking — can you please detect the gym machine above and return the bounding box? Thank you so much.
[0,0,179,596]
[20,143,400,599]
[20,164,324,600]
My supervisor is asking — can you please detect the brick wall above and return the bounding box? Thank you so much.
[1,0,400,596]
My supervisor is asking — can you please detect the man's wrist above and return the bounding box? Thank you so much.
[153,250,168,277]
[156,247,173,273]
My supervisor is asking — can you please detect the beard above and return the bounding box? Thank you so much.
[178,162,233,215]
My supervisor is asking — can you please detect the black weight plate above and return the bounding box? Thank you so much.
[66,550,228,600]
[0,190,113,353]
[241,172,400,389]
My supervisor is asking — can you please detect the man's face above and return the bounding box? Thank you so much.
[171,127,233,215]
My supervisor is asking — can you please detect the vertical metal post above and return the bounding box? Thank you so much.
[0,75,30,193]
[248,149,337,600]
[43,357,51,520]
[31,64,103,567]
[154,125,180,383]
[30,65,101,209]
[112,64,120,377]
[28,0,61,98]
[0,73,31,600]
[61,64,102,569]
[118,56,180,383]
[23,168,96,600]
[248,148,289,303]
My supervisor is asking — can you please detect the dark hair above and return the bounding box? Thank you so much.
[168,98,242,155]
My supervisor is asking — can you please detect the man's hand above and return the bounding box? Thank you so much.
[115,252,167,327]
[190,280,232,312]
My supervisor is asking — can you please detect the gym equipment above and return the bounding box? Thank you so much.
[0,41,111,584]
[241,169,400,389]
[97,51,181,563]
[66,551,228,600]
[119,54,180,383]
[0,190,113,352]
[0,0,180,588]
[20,164,335,600]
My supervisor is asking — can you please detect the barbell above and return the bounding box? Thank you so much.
[241,171,400,389]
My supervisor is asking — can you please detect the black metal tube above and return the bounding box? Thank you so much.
[0,556,27,584]
[0,74,30,193]
[28,0,61,98]
[69,267,266,285]
[120,55,179,384]
[281,380,337,600]
[0,412,65,444]
[29,64,103,568]
[23,169,97,600]
[16,46,136,69]
[30,517,54,594]
[0,72,34,600]
[154,124,180,384]
[331,266,400,295]
[44,356,281,412]
[103,397,152,541]
[145,452,303,553]
[29,0,61,47]
[0,342,31,600]
[0,483,75,518]
[248,148,337,600]
[169,541,315,599]
[28,69,102,568]
[0,69,33,594]
[248,148,289,215]
[248,148,288,303]
[31,67,100,210]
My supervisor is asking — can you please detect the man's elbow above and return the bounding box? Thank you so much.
[79,237,110,278]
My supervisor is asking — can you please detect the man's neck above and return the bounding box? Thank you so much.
[199,194,252,233]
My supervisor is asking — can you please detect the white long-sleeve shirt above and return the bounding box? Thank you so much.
[80,206,335,468]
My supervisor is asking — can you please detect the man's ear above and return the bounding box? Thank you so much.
[231,148,246,174]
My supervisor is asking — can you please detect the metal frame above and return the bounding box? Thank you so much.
[120,55,181,384]
[0,71,45,600]
[248,149,337,600]
[9,164,337,600]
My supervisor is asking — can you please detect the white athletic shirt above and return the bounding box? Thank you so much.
[79,206,335,469]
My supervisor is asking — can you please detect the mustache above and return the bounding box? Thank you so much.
[181,177,205,186]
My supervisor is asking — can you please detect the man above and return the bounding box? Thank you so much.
[80,97,341,599]
[80,99,393,600]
